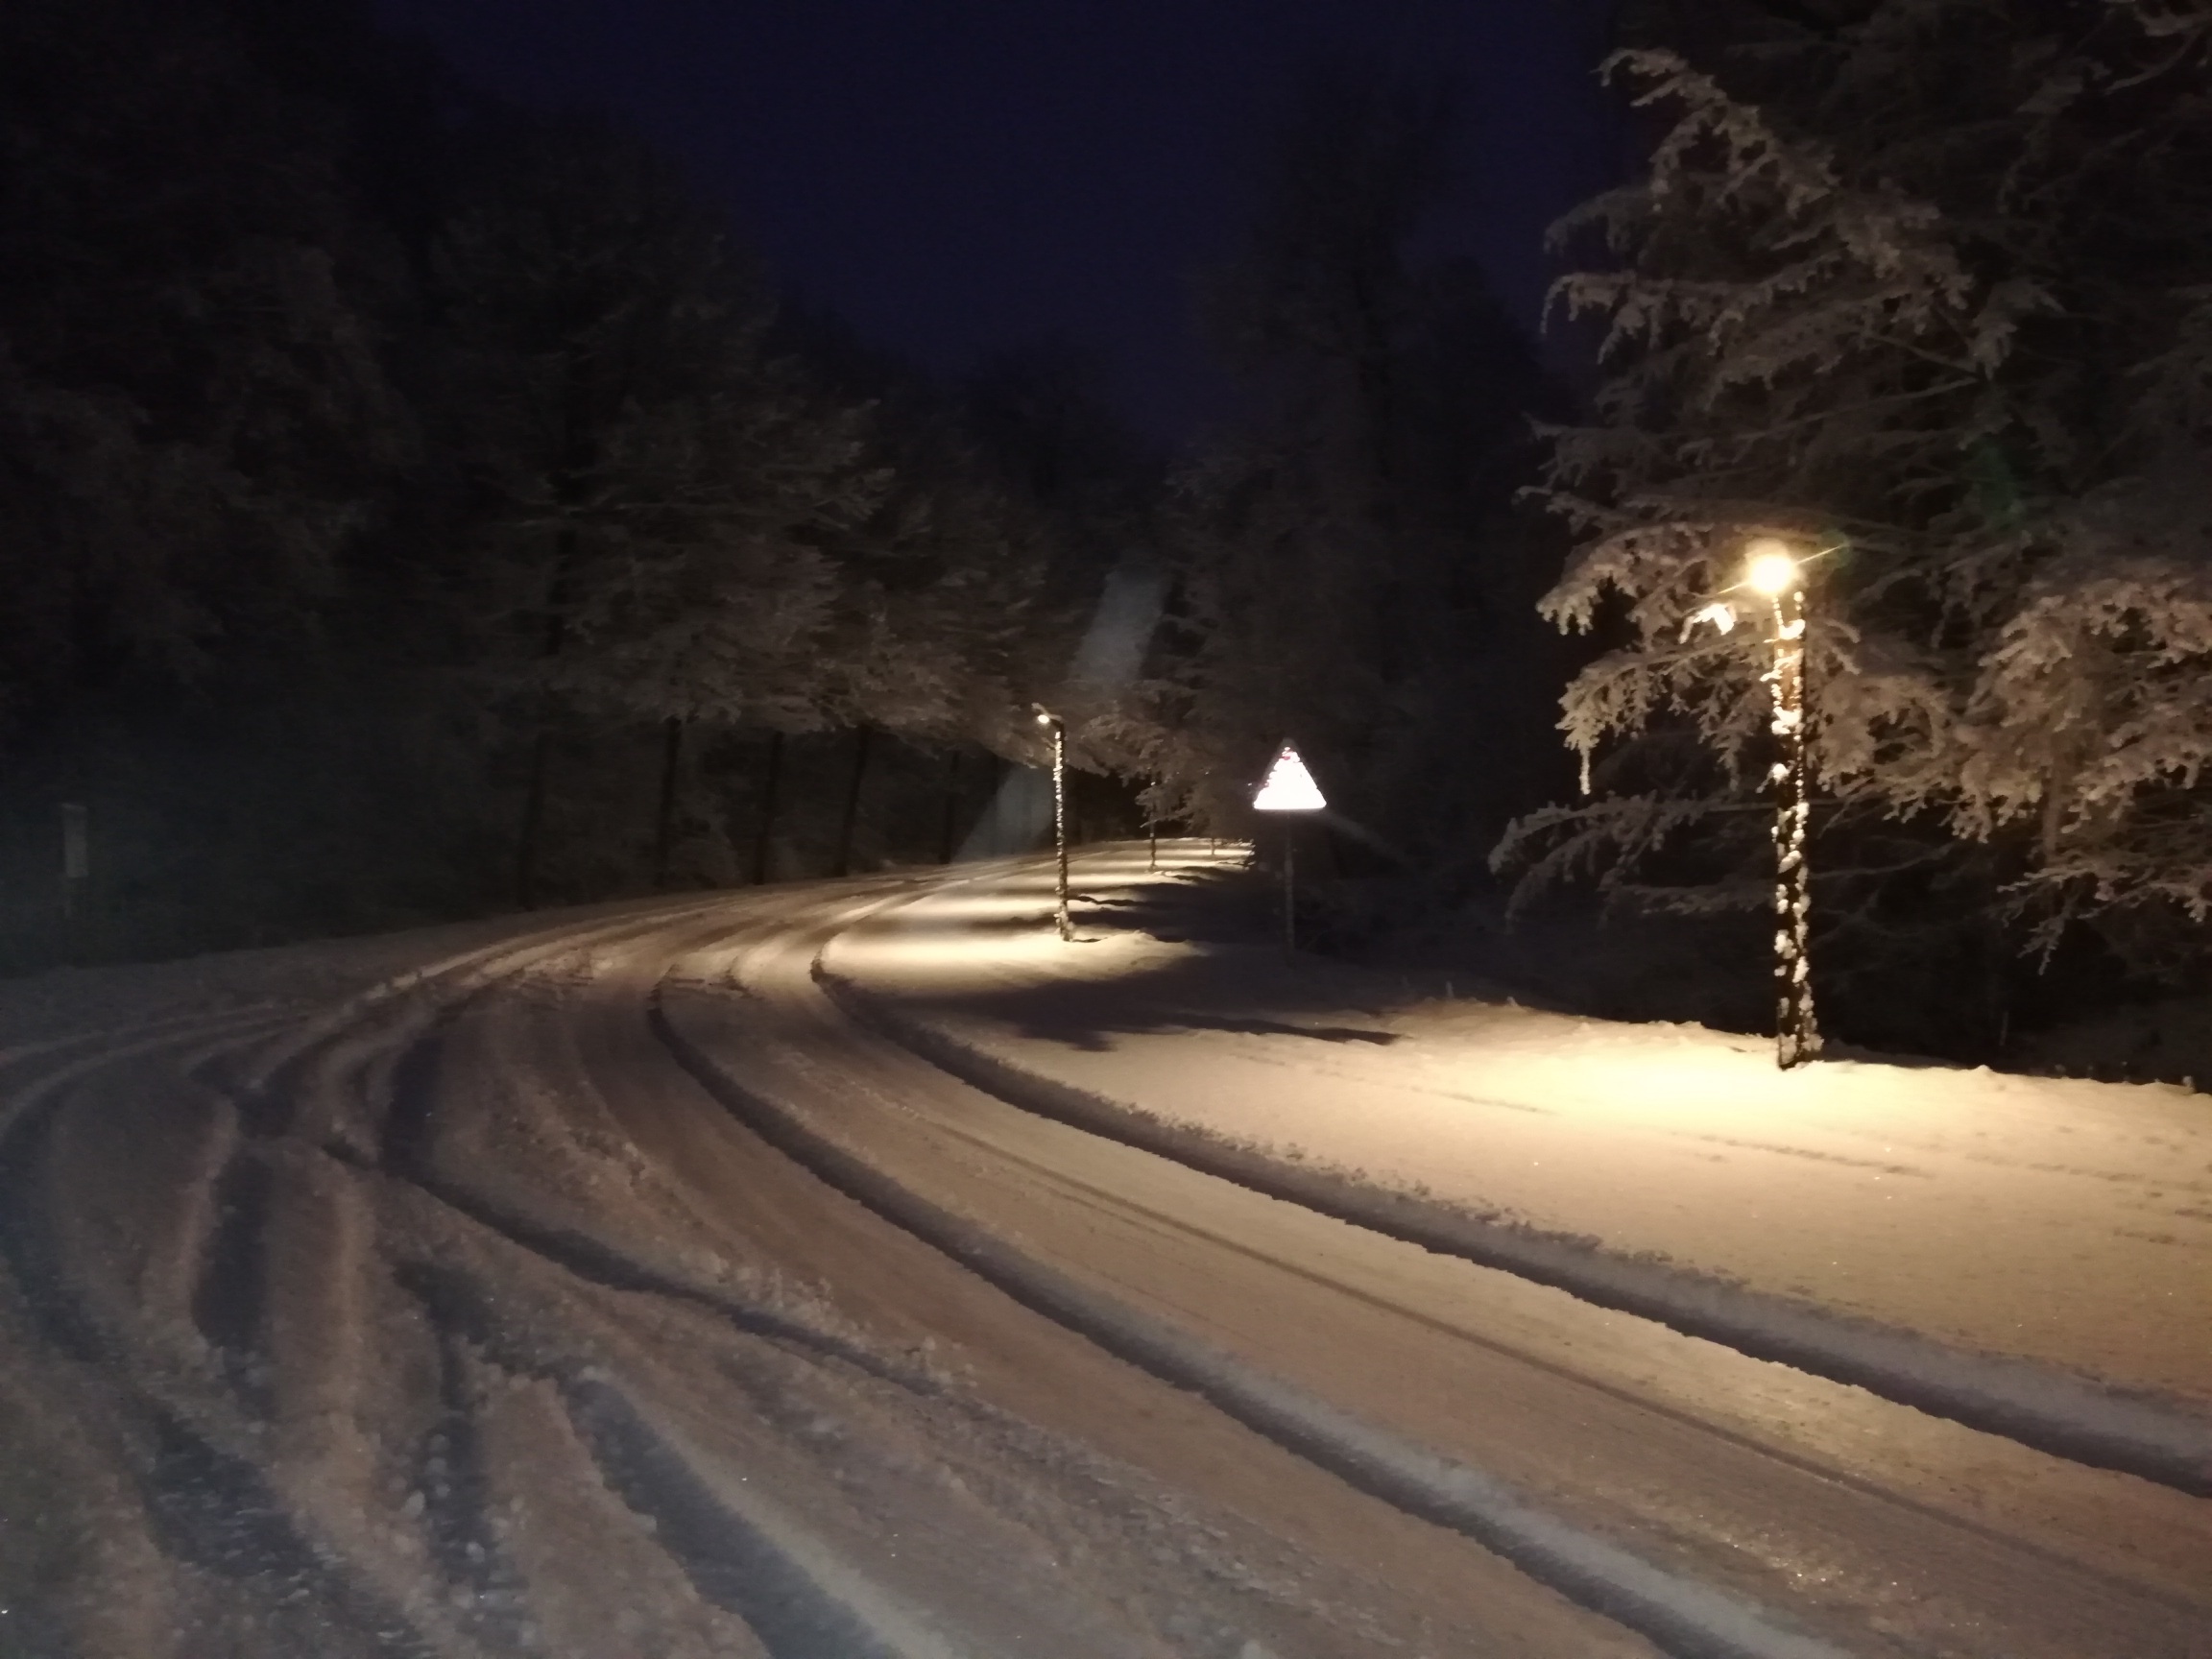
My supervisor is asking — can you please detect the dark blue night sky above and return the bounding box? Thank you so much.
[373,0,1618,436]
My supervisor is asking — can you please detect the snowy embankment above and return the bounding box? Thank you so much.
[820,846,2212,1498]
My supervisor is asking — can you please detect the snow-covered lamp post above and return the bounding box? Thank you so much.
[1035,707,1072,941]
[1252,742,1326,950]
[1745,540,1821,1069]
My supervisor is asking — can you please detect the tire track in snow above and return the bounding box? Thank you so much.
[0,903,750,1658]
[0,1002,512,1655]
[171,902,767,1655]
[192,1147,278,1412]
[139,1403,448,1659]
[375,893,1458,1658]
[375,1010,956,1390]
[398,1256,968,1659]
[0,1002,291,1090]
[356,880,1372,1659]
[754,1011,2200,1613]
[650,964,1857,1659]
[173,899,747,1421]
[0,1010,290,1364]
[342,887,989,1658]
[412,1316,533,1653]
[816,931,2212,1500]
[370,896,960,1392]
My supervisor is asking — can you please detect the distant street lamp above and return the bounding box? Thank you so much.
[1252,741,1326,950]
[1035,707,1071,941]
[1744,539,1821,1069]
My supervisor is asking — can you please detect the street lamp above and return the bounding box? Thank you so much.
[1743,539,1820,1069]
[1035,707,1071,941]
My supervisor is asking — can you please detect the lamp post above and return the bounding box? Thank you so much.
[1744,540,1820,1069]
[1034,707,1071,941]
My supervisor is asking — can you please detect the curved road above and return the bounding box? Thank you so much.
[1,857,2205,1658]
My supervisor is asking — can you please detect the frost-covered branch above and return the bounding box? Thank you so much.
[1500,0,2212,975]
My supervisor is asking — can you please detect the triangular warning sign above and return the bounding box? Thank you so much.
[1252,742,1326,811]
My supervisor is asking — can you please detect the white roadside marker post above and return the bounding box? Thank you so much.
[1251,742,1326,950]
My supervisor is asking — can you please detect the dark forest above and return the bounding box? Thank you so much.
[7,0,2212,1080]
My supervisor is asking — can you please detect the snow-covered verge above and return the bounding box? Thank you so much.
[821,845,2212,1496]
[0,890,723,1056]
[2008,988,2212,1093]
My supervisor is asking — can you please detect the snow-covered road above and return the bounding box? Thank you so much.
[3,856,2206,1658]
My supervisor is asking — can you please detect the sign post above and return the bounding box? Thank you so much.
[1250,743,1325,950]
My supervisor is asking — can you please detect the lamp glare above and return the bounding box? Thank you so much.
[1744,541,1800,597]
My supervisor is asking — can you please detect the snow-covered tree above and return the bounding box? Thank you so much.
[1503,0,2212,978]
[437,122,1077,895]
[776,317,1118,753]
[1143,69,1564,869]
[433,122,901,896]
[0,0,412,739]
[0,0,1082,954]
[544,357,878,734]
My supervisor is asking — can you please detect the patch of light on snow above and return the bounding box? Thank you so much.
[825,855,2212,1492]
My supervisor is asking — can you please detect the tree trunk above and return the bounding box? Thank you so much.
[937,748,962,864]
[512,566,575,912]
[514,356,593,911]
[1768,585,1820,1069]
[750,730,784,886]
[515,726,554,910]
[651,715,684,889]
[831,726,873,878]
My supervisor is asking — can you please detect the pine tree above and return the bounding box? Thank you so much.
[0,0,411,738]
[1503,0,2212,983]
[1144,69,1563,868]
[432,121,881,898]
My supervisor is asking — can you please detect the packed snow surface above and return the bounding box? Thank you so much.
[825,846,2212,1477]
[8,886,1606,1658]
[4,854,2209,1659]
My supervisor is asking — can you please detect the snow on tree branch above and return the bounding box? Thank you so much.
[1501,0,2212,970]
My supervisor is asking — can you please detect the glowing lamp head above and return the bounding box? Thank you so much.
[1035,708,1054,727]
[1743,540,1801,598]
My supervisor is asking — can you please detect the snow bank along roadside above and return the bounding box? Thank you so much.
[815,864,2212,1500]
[0,886,738,1056]
[649,972,1852,1659]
